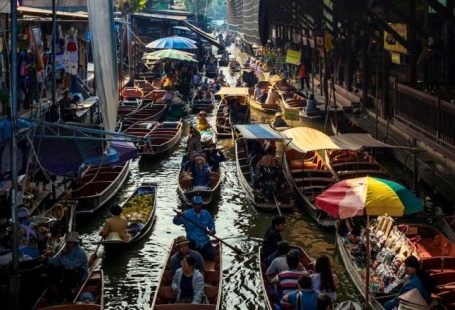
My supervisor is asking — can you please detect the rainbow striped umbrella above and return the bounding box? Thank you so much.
[315,176,423,219]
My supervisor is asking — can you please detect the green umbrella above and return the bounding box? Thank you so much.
[145,49,197,62]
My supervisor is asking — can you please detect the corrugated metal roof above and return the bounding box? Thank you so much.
[131,12,187,20]
[18,6,88,19]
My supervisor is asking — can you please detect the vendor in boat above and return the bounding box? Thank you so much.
[281,274,318,310]
[99,205,130,242]
[191,156,211,189]
[262,215,286,264]
[197,111,211,132]
[172,255,206,304]
[254,84,261,101]
[187,126,202,154]
[304,94,319,114]
[40,231,88,301]
[171,236,205,274]
[62,103,78,122]
[173,196,217,260]
[383,255,433,310]
[272,112,288,128]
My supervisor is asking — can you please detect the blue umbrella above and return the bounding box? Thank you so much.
[146,36,197,50]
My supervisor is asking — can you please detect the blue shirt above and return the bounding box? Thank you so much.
[192,164,211,188]
[0,117,33,142]
[384,274,430,310]
[287,289,318,310]
[173,209,216,248]
[48,244,88,281]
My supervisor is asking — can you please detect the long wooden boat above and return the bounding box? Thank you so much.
[273,79,297,93]
[259,245,314,310]
[117,104,167,124]
[121,86,143,100]
[135,79,157,93]
[139,121,183,158]
[283,149,336,227]
[235,137,293,211]
[214,95,250,139]
[325,149,388,180]
[143,89,166,101]
[279,91,324,121]
[151,239,222,310]
[191,92,216,112]
[330,112,366,135]
[248,81,280,114]
[34,257,104,310]
[178,164,222,206]
[75,161,131,215]
[101,184,157,249]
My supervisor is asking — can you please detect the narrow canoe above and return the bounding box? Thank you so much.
[151,239,222,310]
[139,121,183,158]
[191,93,216,112]
[283,149,336,228]
[75,161,131,215]
[101,184,157,249]
[235,137,293,211]
[259,245,314,310]
[214,95,250,139]
[121,86,143,100]
[178,165,222,206]
[248,81,280,114]
[118,104,167,124]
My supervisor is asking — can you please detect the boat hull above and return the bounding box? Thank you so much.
[140,121,183,158]
[178,166,222,206]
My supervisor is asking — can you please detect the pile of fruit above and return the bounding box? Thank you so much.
[122,194,154,222]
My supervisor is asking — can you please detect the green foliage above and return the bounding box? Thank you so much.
[116,0,148,13]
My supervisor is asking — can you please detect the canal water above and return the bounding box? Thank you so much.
[77,107,361,309]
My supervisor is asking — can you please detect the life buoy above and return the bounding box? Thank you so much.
[51,204,65,220]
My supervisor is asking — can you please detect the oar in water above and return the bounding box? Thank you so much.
[272,191,282,216]
[173,209,246,256]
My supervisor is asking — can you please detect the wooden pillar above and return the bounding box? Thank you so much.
[382,43,390,118]
[345,23,353,91]
[445,0,454,85]
[407,0,417,83]
[361,32,369,115]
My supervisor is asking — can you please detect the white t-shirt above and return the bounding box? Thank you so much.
[311,272,337,301]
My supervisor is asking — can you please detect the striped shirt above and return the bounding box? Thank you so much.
[275,269,308,296]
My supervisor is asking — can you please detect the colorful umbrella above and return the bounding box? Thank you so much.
[146,36,197,49]
[315,176,423,219]
[144,49,197,62]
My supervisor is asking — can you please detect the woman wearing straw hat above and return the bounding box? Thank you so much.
[272,112,288,128]
[197,111,211,132]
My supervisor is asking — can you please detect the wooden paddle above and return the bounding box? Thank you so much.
[173,209,246,256]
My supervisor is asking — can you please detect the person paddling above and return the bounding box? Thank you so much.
[173,196,216,260]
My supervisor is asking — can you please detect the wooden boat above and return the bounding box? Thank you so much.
[283,149,336,227]
[325,149,388,180]
[330,112,366,135]
[121,86,143,100]
[273,79,297,93]
[442,215,455,244]
[178,164,222,206]
[135,79,157,93]
[75,161,131,215]
[235,137,293,211]
[143,89,166,101]
[259,245,313,310]
[280,92,324,121]
[121,121,156,138]
[139,121,183,158]
[191,92,216,112]
[214,95,250,139]
[248,81,280,114]
[34,257,104,310]
[151,239,222,310]
[117,104,167,124]
[101,184,157,249]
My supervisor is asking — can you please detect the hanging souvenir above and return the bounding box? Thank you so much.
[64,27,79,76]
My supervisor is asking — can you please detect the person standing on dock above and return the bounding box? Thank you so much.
[173,196,216,260]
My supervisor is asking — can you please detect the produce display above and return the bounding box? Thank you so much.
[122,194,154,222]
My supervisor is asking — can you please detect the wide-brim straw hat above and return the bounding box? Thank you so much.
[275,112,283,117]
[198,110,207,116]
[175,235,190,247]
[195,155,206,163]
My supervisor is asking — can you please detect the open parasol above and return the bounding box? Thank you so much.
[146,36,197,50]
[144,49,197,62]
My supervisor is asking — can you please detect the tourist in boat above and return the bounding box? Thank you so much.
[384,255,433,310]
[99,205,130,242]
[197,111,211,132]
[265,87,279,106]
[272,251,308,299]
[205,147,226,170]
[266,241,291,280]
[171,236,205,274]
[272,112,288,128]
[304,94,319,114]
[259,89,268,104]
[173,196,217,260]
[262,215,286,264]
[191,156,211,189]
[40,231,88,300]
[311,255,338,301]
[255,149,279,200]
[281,274,318,310]
[187,126,202,154]
[172,255,207,304]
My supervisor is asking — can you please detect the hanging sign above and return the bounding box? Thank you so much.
[391,52,401,65]
[384,23,408,54]
[285,49,301,65]
[284,108,300,121]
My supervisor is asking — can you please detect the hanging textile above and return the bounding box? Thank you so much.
[87,0,118,133]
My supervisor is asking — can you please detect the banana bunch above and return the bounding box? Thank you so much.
[122,194,154,222]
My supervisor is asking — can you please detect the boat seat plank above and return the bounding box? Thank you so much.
[431,271,455,286]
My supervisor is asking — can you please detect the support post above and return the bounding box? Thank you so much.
[382,45,390,118]
[407,0,417,83]
[52,0,57,104]
[361,32,369,123]
[445,0,454,86]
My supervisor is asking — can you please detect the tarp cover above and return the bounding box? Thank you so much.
[282,127,340,153]
[236,124,286,140]
[181,21,223,48]
[87,0,118,132]
[216,87,249,96]
[330,133,415,150]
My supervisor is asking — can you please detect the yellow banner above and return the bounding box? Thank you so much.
[285,49,301,65]
[384,23,408,54]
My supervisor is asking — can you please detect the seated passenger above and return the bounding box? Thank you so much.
[100,205,130,242]
[311,255,338,302]
[265,88,279,106]
[254,84,261,100]
[172,255,206,304]
[266,241,291,280]
[197,111,211,132]
[187,126,202,154]
[171,236,205,274]
[272,112,288,128]
[282,274,318,310]
[192,156,211,189]
[272,251,308,299]
[259,89,268,104]
[304,94,318,114]
[205,147,226,170]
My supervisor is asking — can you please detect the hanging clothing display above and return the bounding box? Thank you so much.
[64,28,79,75]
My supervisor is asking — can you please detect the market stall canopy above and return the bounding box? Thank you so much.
[181,20,224,49]
[146,36,196,49]
[331,133,417,150]
[235,124,287,140]
[145,49,197,62]
[130,12,187,21]
[216,87,249,96]
[173,26,191,31]
[315,176,423,219]
[282,127,340,153]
